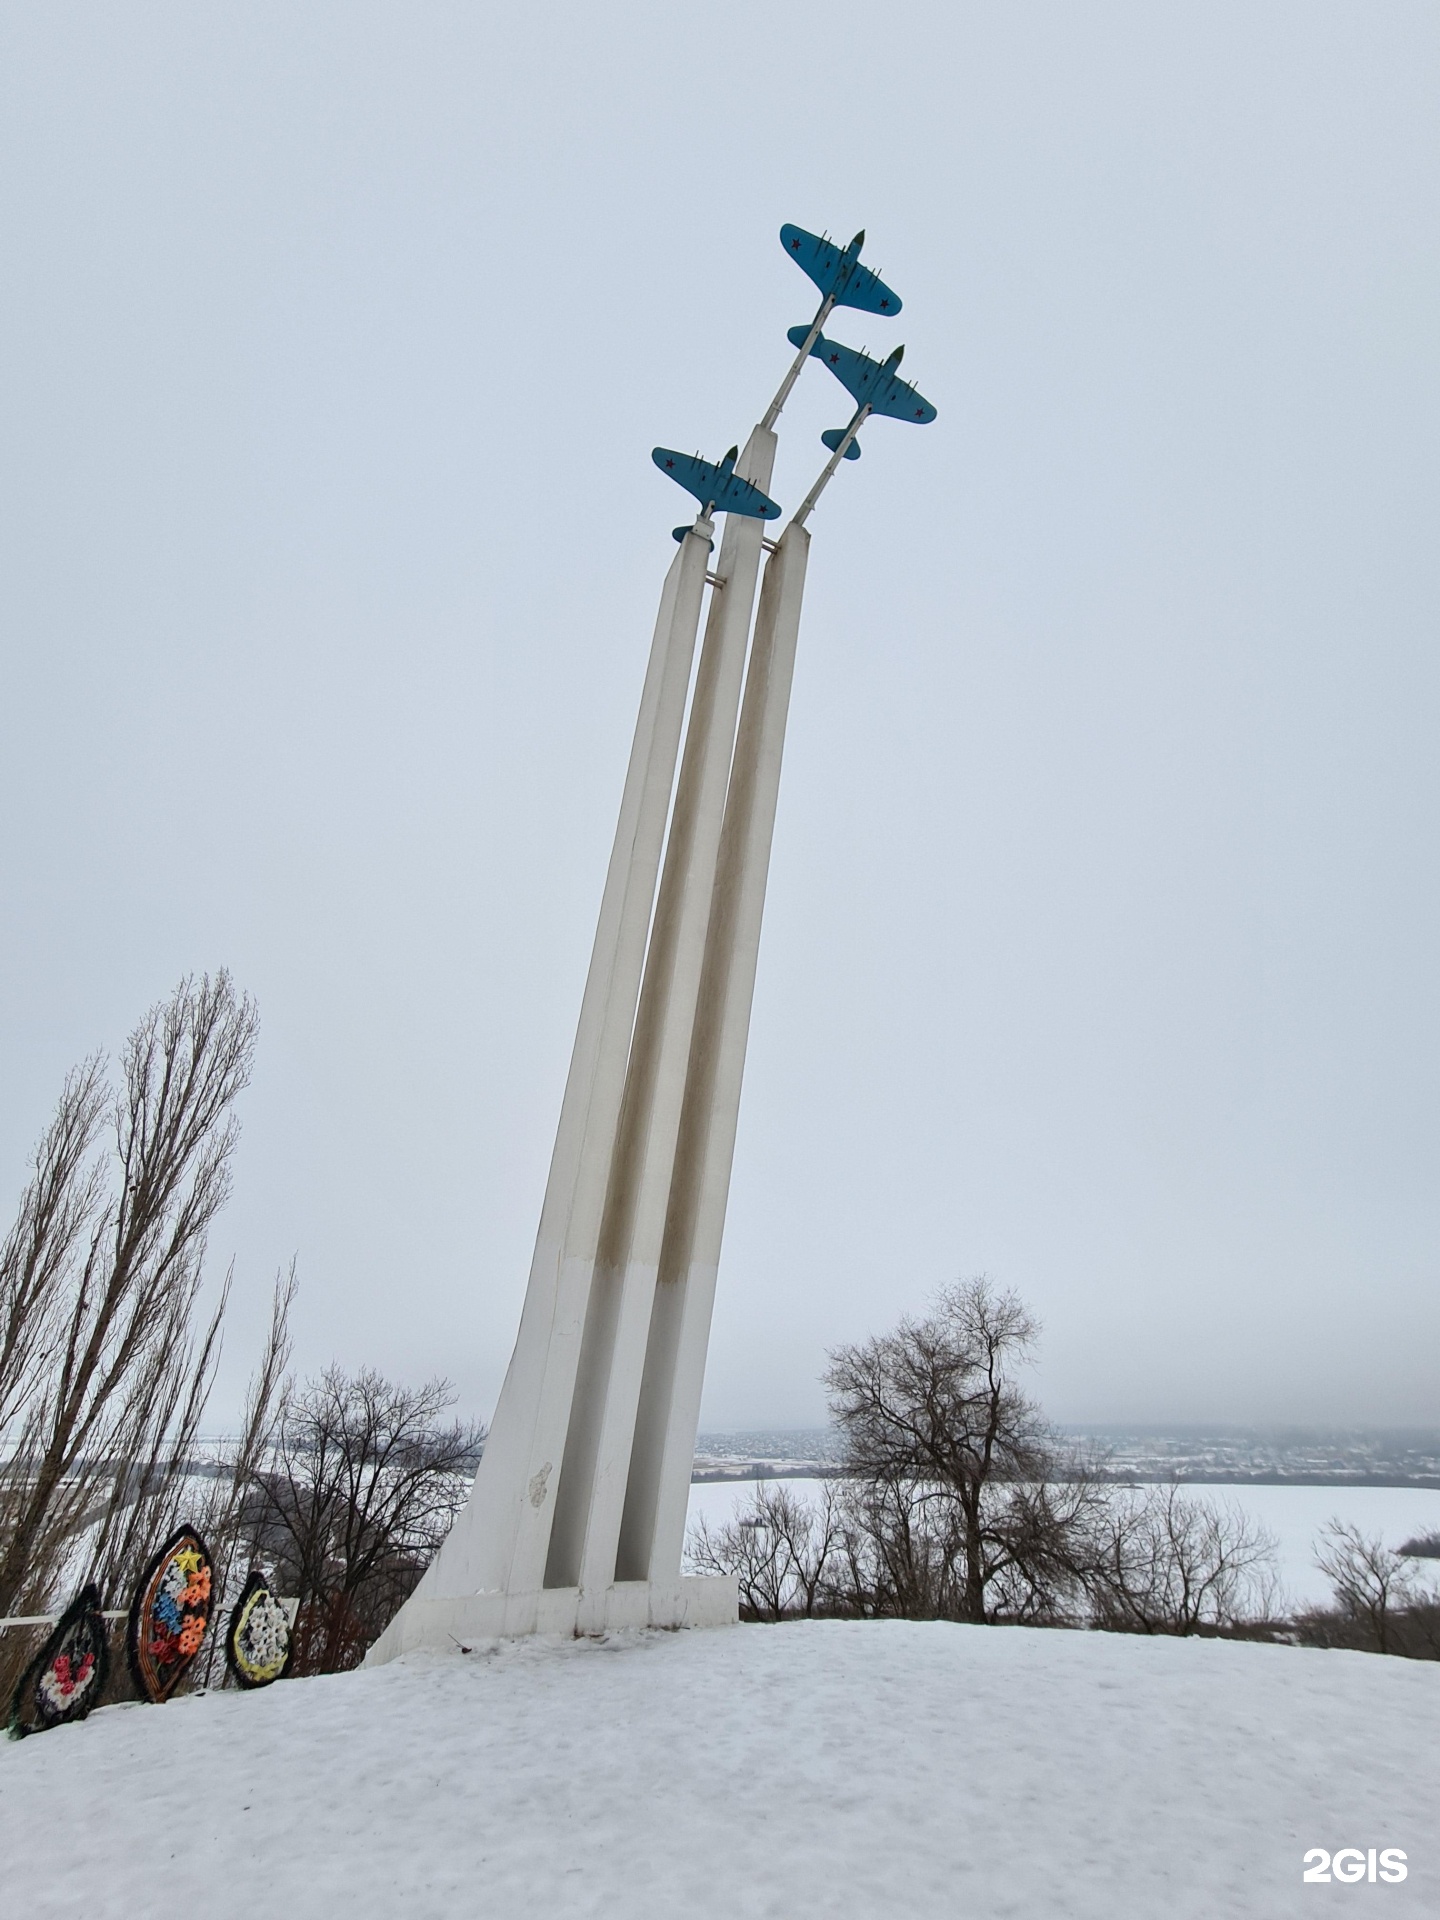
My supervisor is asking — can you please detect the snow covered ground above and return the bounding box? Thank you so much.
[3,1619,1435,1917]
[687,1478,1440,1609]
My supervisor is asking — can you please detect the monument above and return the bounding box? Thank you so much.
[368,226,935,1658]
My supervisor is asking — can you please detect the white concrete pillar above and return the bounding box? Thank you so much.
[543,428,777,1622]
[620,521,812,1587]
[382,522,713,1636]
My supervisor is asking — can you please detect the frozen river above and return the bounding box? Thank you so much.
[686,1477,1440,1610]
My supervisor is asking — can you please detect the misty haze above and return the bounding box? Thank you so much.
[3,8,1439,1913]
[4,6,1437,1445]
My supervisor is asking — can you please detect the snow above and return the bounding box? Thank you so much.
[687,1478,1440,1609]
[3,1619,1435,1916]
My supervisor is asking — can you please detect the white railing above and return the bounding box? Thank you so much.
[1,1598,298,1631]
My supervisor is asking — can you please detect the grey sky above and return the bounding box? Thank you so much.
[3,3,1437,1431]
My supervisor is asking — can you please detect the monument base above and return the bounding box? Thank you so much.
[364,1575,738,1665]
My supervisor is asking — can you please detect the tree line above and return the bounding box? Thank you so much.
[5,974,1432,1693]
[689,1278,1440,1657]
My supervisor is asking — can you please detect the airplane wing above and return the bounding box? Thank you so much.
[786,329,938,425]
[652,448,782,519]
[780,224,902,317]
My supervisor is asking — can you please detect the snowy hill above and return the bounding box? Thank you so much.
[3,1620,1435,1917]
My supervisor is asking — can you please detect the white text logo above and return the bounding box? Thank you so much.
[1303,1849,1407,1884]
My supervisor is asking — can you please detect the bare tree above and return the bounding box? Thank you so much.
[177,1260,299,1690]
[244,1367,485,1673]
[1309,1521,1423,1656]
[0,1059,109,1440]
[829,1469,956,1620]
[1085,1486,1278,1635]
[688,1481,844,1621]
[824,1278,1093,1623]
[205,1260,298,1569]
[0,973,257,1625]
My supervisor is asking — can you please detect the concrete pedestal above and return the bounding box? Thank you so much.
[367,1575,738,1660]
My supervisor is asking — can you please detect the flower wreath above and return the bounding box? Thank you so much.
[7,1583,111,1739]
[224,1568,294,1689]
[126,1525,214,1704]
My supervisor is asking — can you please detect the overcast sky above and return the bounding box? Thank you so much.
[2,3,1437,1432]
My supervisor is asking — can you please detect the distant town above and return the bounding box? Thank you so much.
[693,1426,1440,1488]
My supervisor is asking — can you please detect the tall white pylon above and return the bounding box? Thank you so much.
[369,515,716,1650]
[620,517,810,1594]
[367,220,933,1658]
[368,431,795,1655]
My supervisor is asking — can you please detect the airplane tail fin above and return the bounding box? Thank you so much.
[821,428,862,461]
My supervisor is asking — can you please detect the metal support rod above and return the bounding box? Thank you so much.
[760,293,836,430]
[790,404,872,528]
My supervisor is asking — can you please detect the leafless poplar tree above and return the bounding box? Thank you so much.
[0,973,259,1631]
[0,1059,109,1443]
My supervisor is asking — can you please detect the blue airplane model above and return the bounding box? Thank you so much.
[780,225,902,317]
[783,330,938,528]
[652,443,782,542]
[788,329,938,428]
[762,223,905,429]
